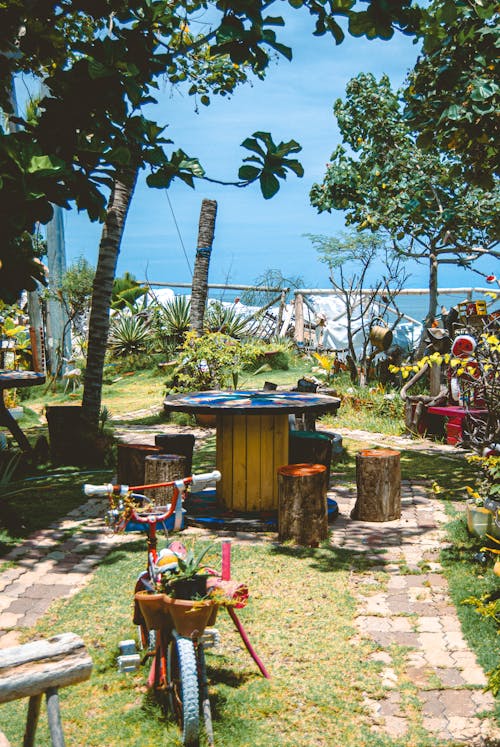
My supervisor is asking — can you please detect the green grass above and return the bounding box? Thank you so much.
[441,515,500,700]
[0,537,458,747]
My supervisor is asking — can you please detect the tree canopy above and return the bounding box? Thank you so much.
[405,0,499,188]
[310,72,499,326]
[0,0,420,300]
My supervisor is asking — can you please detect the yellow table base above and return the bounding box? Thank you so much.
[216,413,289,511]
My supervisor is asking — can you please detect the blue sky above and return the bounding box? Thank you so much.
[49,12,489,293]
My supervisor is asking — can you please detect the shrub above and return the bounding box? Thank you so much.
[108,314,150,358]
[166,331,257,392]
[205,301,249,338]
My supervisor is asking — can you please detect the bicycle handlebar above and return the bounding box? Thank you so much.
[83,469,221,498]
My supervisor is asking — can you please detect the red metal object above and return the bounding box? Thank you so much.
[427,405,488,445]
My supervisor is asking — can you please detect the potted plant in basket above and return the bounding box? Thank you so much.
[160,543,215,600]
[135,542,219,638]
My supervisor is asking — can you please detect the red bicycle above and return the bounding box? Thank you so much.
[84,470,269,746]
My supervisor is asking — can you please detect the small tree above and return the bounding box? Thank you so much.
[61,257,95,338]
[307,230,409,384]
[310,73,500,334]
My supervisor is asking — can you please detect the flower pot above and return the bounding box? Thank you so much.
[134,591,217,637]
[166,574,208,600]
[164,596,218,638]
[194,413,217,427]
[466,501,491,537]
[134,591,174,631]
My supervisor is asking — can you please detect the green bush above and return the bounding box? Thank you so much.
[108,314,150,358]
[166,331,258,392]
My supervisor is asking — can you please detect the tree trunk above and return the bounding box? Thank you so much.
[46,207,71,377]
[81,166,138,431]
[417,248,439,356]
[144,454,186,503]
[352,448,401,521]
[278,464,328,546]
[190,199,217,335]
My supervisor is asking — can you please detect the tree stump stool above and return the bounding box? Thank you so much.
[116,443,161,486]
[144,454,187,503]
[278,463,328,547]
[352,448,401,521]
[0,632,92,747]
[154,434,195,477]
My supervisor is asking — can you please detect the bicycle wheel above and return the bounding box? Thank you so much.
[197,643,214,746]
[167,630,200,746]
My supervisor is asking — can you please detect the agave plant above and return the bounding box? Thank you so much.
[155,295,191,346]
[205,301,249,338]
[108,314,150,357]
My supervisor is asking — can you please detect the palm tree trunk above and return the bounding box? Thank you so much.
[82,165,138,431]
[190,199,217,335]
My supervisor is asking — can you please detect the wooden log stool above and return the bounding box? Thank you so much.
[154,434,195,477]
[144,453,187,503]
[351,448,401,522]
[278,463,328,547]
[0,632,92,747]
[116,443,161,486]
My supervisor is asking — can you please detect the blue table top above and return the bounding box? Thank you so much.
[0,370,45,389]
[163,389,341,415]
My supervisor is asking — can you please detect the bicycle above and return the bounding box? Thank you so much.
[84,470,269,746]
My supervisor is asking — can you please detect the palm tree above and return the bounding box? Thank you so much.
[81,165,138,431]
[190,199,217,335]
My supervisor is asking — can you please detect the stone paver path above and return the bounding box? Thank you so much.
[331,478,499,745]
[0,497,112,648]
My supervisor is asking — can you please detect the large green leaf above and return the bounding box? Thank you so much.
[260,171,280,199]
[238,164,260,181]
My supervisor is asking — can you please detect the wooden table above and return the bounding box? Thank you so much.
[0,370,45,451]
[163,390,340,511]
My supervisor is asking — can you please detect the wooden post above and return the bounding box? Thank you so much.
[294,293,304,344]
[276,290,287,335]
[24,694,42,746]
[45,688,65,747]
[144,454,186,502]
[278,463,328,546]
[429,362,441,397]
[116,443,161,486]
[352,448,401,521]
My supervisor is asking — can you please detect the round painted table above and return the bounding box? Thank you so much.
[163,390,341,511]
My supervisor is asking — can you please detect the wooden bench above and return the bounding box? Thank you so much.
[0,632,92,746]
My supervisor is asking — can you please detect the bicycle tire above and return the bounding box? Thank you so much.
[167,631,200,746]
[197,643,214,746]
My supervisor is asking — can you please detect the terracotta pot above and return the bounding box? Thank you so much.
[163,596,217,637]
[167,574,208,600]
[134,591,217,637]
[194,413,217,427]
[135,591,173,630]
